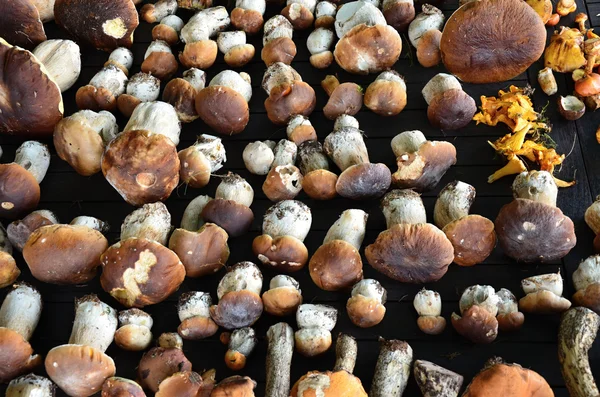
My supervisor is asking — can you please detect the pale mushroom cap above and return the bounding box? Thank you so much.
[217,261,263,299]
[243,141,275,175]
[413,288,442,316]
[90,65,128,96]
[573,255,600,291]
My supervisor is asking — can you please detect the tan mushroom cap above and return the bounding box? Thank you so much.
[137,347,192,393]
[366,223,454,283]
[309,240,363,291]
[263,165,304,201]
[23,224,108,284]
[54,116,106,176]
[141,52,178,81]
[231,8,264,35]
[303,170,338,200]
[346,295,386,328]
[201,199,254,238]
[295,328,332,357]
[497,312,525,332]
[443,214,496,266]
[440,0,546,83]
[291,370,368,397]
[0,39,63,138]
[334,24,402,75]
[114,324,152,351]
[102,377,146,397]
[519,290,572,314]
[210,290,263,330]
[163,78,199,123]
[178,316,219,340]
[417,316,447,335]
[336,163,392,200]
[225,44,256,68]
[572,283,600,314]
[282,4,314,30]
[451,305,499,344]
[76,85,119,112]
[156,371,203,397]
[178,147,211,188]
[0,0,46,49]
[179,40,218,69]
[117,94,141,118]
[196,86,249,135]
[495,199,576,262]
[100,238,186,308]
[153,24,179,46]
[428,89,477,130]
[0,164,40,220]
[364,78,407,116]
[417,29,442,68]
[102,130,180,206]
[323,83,364,120]
[168,224,229,278]
[211,375,256,397]
[262,287,303,316]
[310,51,334,69]
[253,234,309,272]
[262,37,297,66]
[392,140,457,191]
[45,344,116,397]
[265,81,316,125]
[0,252,19,288]
[0,328,41,383]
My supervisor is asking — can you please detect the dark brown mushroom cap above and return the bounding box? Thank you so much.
[101,130,180,206]
[366,223,454,283]
[0,164,40,220]
[201,199,254,238]
[334,24,402,75]
[443,214,496,266]
[141,52,178,81]
[211,376,256,397]
[156,371,203,397]
[383,1,415,31]
[23,224,108,284]
[440,0,546,83]
[137,347,192,393]
[573,283,600,314]
[497,312,525,332]
[265,81,316,125]
[462,360,553,396]
[0,40,63,138]
[262,287,303,316]
[336,163,392,200]
[427,89,477,130]
[178,316,219,340]
[45,344,116,396]
[495,199,576,262]
[309,240,363,291]
[323,82,363,120]
[303,170,338,200]
[261,37,297,66]
[364,78,407,117]
[519,290,572,314]
[179,40,218,70]
[195,86,249,135]
[76,85,118,112]
[0,328,41,383]
[346,295,386,328]
[0,251,19,288]
[100,238,186,308]
[102,377,147,397]
[252,234,309,272]
[54,0,139,51]
[168,224,230,278]
[451,306,498,344]
[8,211,55,251]
[163,78,198,123]
[209,290,264,330]
[231,8,264,35]
[0,0,46,49]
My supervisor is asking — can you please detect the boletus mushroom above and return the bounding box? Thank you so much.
[383,0,415,32]
[364,71,407,116]
[117,72,161,117]
[224,327,257,371]
[519,271,572,314]
[101,377,146,397]
[585,196,600,252]
[422,74,477,130]
[282,0,317,30]
[7,209,58,252]
[287,115,317,145]
[370,339,413,397]
[496,288,525,332]
[572,255,600,314]
[0,0,46,49]
[114,308,153,351]
[178,134,226,189]
[6,374,56,397]
[217,31,255,68]
[177,292,218,340]
[307,26,335,69]
[231,0,266,34]
[262,15,297,66]
[140,0,178,24]
[152,15,184,45]
[32,39,81,93]
[76,65,128,112]
[262,275,303,316]
[407,4,443,49]
[413,288,446,335]
[414,360,464,397]
[0,226,18,288]
[451,285,499,344]
[347,279,387,328]
[297,140,338,200]
[294,304,338,357]
[179,6,230,69]
[322,75,363,120]
[137,333,192,393]
[163,68,206,123]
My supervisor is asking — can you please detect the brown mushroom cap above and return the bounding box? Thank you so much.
[76,85,118,112]
[209,290,264,330]
[231,8,264,35]
[178,147,211,188]
[168,224,230,278]
[195,86,249,135]
[392,140,457,191]
[281,4,315,30]
[201,199,254,238]
[45,344,116,396]
[416,29,442,68]
[100,238,186,308]
[211,376,256,397]
[54,115,107,176]
[427,89,477,130]
[262,37,297,66]
[179,40,218,69]
[137,347,192,393]
[366,223,454,283]
[0,164,40,220]
[417,316,447,335]
[0,0,46,49]
[495,199,576,262]
[252,234,309,272]
[101,130,180,206]
[336,163,392,200]
[54,0,139,51]
[309,240,363,291]
[265,81,316,125]
[141,52,178,81]
[383,0,415,31]
[451,305,498,344]
[443,214,496,266]
[23,224,108,284]
[163,78,199,123]
[178,316,219,340]
[364,78,407,117]
[0,251,19,288]
[153,24,179,46]
[156,371,203,397]
[303,170,338,200]
[7,211,56,251]
[262,287,303,316]
[346,295,386,328]
[440,0,546,83]
[497,312,525,332]
[323,83,364,120]
[102,377,147,397]
[334,24,402,75]
[291,370,368,397]
[0,328,41,383]
[0,39,63,138]
[573,283,600,314]
[519,290,572,314]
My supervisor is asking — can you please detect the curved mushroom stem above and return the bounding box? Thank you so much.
[324,124,369,171]
[333,333,358,373]
[14,141,50,184]
[381,189,427,228]
[68,295,117,353]
[70,216,110,232]
[0,283,42,341]
[266,322,294,397]
[370,338,413,397]
[6,374,55,397]
[512,170,558,207]
[323,209,368,250]
[433,181,476,229]
[181,195,212,231]
[215,173,254,207]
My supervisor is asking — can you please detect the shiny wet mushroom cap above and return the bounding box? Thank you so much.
[0,0,46,49]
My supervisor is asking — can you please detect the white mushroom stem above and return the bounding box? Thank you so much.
[183,68,206,91]
[33,39,81,92]
[243,141,275,175]
[459,285,499,316]
[391,130,426,157]
[263,15,294,45]
[68,110,119,144]
[381,189,427,227]
[125,73,161,102]
[324,126,369,171]
[307,27,334,55]
[272,139,298,168]
[181,6,231,43]
[6,374,55,397]
[414,360,464,397]
[297,141,329,174]
[422,73,461,105]
[89,66,128,97]
[408,4,444,48]
[512,171,558,207]
[147,0,178,21]
[124,101,181,145]
[120,202,172,244]
[352,279,387,303]
[433,181,476,228]
[370,339,413,397]
[296,304,338,330]
[496,288,519,315]
[68,295,117,353]
[316,1,337,20]
[228,327,257,357]
[15,141,50,184]
[538,67,558,96]
[160,15,184,33]
[190,135,227,172]
[263,200,312,241]
[70,216,110,232]
[265,322,294,397]
[215,173,254,207]
[236,0,266,14]
[106,48,134,72]
[521,272,564,296]
[119,309,153,329]
[144,40,173,60]
[262,62,301,95]
[333,334,358,373]
[323,209,368,250]
[334,1,386,39]
[181,195,212,231]
[413,289,442,317]
[178,291,212,321]
[0,284,42,341]
[217,31,247,54]
[209,70,253,103]
[573,255,600,291]
[217,262,263,299]
[334,114,360,131]
[270,274,301,291]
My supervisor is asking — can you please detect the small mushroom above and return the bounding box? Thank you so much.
[271,139,298,168]
[224,327,257,370]
[6,374,56,397]
[496,288,524,332]
[140,0,178,23]
[422,74,477,130]
[179,6,229,69]
[315,1,336,28]
[137,333,192,393]
[265,323,294,397]
[307,27,335,69]
[322,75,363,120]
[572,255,600,314]
[287,116,317,145]
[298,140,338,200]
[414,360,464,397]
[282,0,317,30]
[178,134,226,188]
[114,309,153,351]
[519,271,571,314]
[117,72,161,117]
[347,279,387,328]
[231,0,266,34]
[156,371,214,397]
[262,16,297,66]
[263,165,304,201]
[212,376,256,396]
[141,40,178,81]
[152,15,184,45]
[104,47,134,75]
[177,292,219,340]
[538,67,558,96]
[217,31,255,68]
[416,29,442,67]
[451,286,499,344]
[294,304,338,356]
[413,288,446,335]
[32,39,81,92]
[407,4,443,48]
[383,0,415,31]
[585,197,600,252]
[243,141,276,175]
[262,275,303,316]
[364,71,407,116]
[0,0,46,49]
[558,95,585,120]
[76,65,128,112]
[163,68,206,123]
[370,339,412,397]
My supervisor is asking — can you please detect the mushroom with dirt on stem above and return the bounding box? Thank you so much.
[179,6,230,69]
[178,134,226,189]
[104,47,134,75]
[572,255,600,313]
[519,271,572,314]
[266,323,294,397]
[451,285,499,344]
[217,31,256,68]
[231,0,266,34]
[117,72,161,117]
[6,374,56,397]
[32,39,81,93]
[282,0,317,30]
[262,15,297,66]
[364,71,407,116]
[407,4,443,48]
[315,1,336,28]
[294,304,338,357]
[137,333,192,393]
[297,140,338,200]
[120,202,171,245]
[422,73,477,130]
[413,288,446,335]
[163,68,206,123]
[262,275,303,316]
[224,327,257,371]
[114,308,153,351]
[347,279,387,328]
[496,288,524,332]
[414,360,464,397]
[141,0,178,23]
[76,65,128,112]
[177,291,219,340]
[322,75,363,120]
[307,26,335,68]
[370,339,413,397]
[152,15,184,45]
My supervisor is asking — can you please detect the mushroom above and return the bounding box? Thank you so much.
[69,215,110,232]
[433,181,496,266]
[243,141,276,175]
[422,74,476,130]
[101,377,146,397]
[117,72,161,117]
[253,200,312,272]
[287,116,317,145]
[366,189,454,283]
[298,140,338,200]
[451,285,499,344]
[231,0,266,34]
[217,31,255,68]
[262,275,303,316]
[519,271,572,314]
[120,202,171,246]
[179,6,230,69]
[525,0,553,23]
[178,0,214,9]
[45,295,117,396]
[163,68,206,123]
[137,333,192,393]
[383,0,415,31]
[6,374,56,397]
[413,288,446,335]
[585,197,600,252]
[263,164,304,202]
[346,279,387,328]
[0,39,63,137]
[210,262,264,329]
[266,323,294,397]
[557,0,577,16]
[104,47,134,75]
[538,67,558,96]
[315,1,336,28]
[558,307,600,397]
[414,360,464,397]
[322,75,363,120]
[0,283,42,383]
[0,141,50,219]
[76,65,128,112]
[363,71,407,116]
[155,371,215,397]
[0,0,46,49]
[114,308,153,351]
[0,226,18,288]
[440,0,546,83]
[201,173,254,237]
[294,304,338,356]
[178,134,226,188]
[496,288,524,332]
[224,327,257,370]
[32,39,81,92]
[407,4,443,48]
[370,339,412,397]
[495,171,576,262]
[152,15,184,45]
[54,0,139,51]
[309,209,367,291]
[140,0,178,23]
[140,40,178,81]
[544,27,586,74]
[212,376,256,396]
[180,195,212,232]
[262,16,297,66]
[334,1,385,38]
[572,255,600,313]
[416,29,442,67]
[282,0,317,30]
[324,115,391,199]
[307,27,335,69]
[558,95,586,121]
[177,292,218,340]
[195,70,251,135]
[53,110,118,176]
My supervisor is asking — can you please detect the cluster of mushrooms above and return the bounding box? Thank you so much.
[0,0,598,395]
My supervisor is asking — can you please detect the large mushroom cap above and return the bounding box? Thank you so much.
[366,223,454,283]
[0,0,46,49]
[495,199,576,262]
[291,370,368,397]
[0,39,63,137]
[0,328,41,383]
[137,347,192,393]
[0,164,40,220]
[265,81,316,125]
[440,0,546,83]
[195,86,249,135]
[102,130,180,206]
[23,224,108,284]
[444,214,496,266]
[336,163,391,200]
[309,240,363,291]
[45,344,116,397]
[100,238,186,308]
[168,224,230,277]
